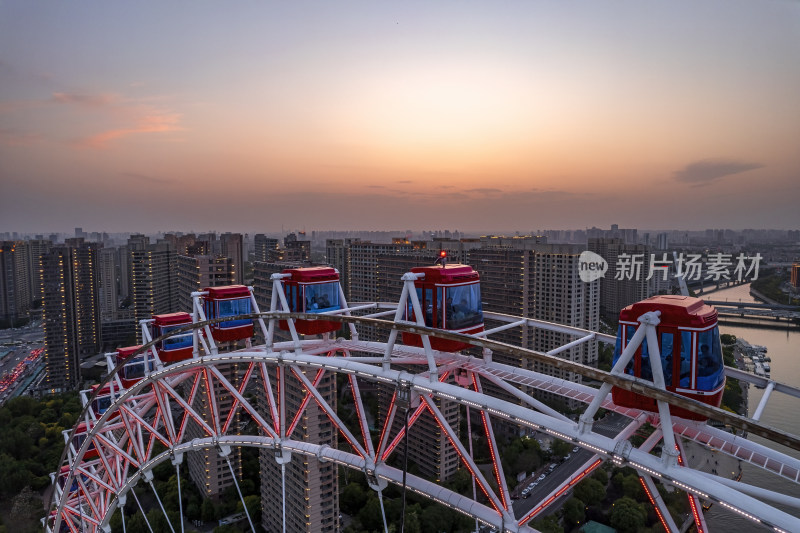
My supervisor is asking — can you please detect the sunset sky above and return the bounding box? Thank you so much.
[1,1,799,234]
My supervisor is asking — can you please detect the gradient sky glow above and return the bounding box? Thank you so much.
[1,1,799,234]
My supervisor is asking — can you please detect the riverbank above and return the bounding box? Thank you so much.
[750,286,783,306]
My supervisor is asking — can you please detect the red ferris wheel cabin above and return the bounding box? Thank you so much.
[202,285,254,343]
[152,312,194,362]
[279,266,342,335]
[611,295,725,421]
[402,263,484,352]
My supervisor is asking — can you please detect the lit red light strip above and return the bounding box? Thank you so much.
[257,363,279,433]
[380,371,452,462]
[286,368,326,438]
[518,459,603,525]
[350,374,372,454]
[422,398,502,515]
[640,477,670,532]
[676,443,705,533]
[375,391,397,459]
[472,373,508,510]
[221,362,257,434]
[291,367,365,458]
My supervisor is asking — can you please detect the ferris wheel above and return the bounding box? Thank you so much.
[48,263,800,533]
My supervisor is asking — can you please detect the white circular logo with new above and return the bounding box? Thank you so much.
[578,251,608,283]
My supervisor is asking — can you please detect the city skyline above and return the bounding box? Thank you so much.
[2,1,799,233]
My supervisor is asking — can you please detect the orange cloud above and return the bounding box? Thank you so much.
[47,91,185,149]
[81,110,183,149]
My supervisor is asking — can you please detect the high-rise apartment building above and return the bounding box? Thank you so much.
[259,370,339,533]
[98,247,119,321]
[176,254,235,310]
[254,234,279,263]
[0,241,31,325]
[41,240,101,391]
[185,359,243,500]
[220,233,244,285]
[347,241,415,303]
[588,238,649,316]
[283,233,311,263]
[129,237,177,336]
[251,260,340,532]
[25,238,52,306]
[471,242,599,410]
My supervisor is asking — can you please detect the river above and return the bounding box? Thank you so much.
[698,283,800,528]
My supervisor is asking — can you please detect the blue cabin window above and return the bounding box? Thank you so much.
[93,394,113,415]
[409,287,434,326]
[304,282,341,313]
[124,356,155,379]
[639,328,652,381]
[661,332,674,387]
[217,298,251,328]
[623,326,637,376]
[612,325,623,367]
[160,325,192,351]
[286,284,298,312]
[444,283,483,330]
[680,331,693,387]
[696,327,724,390]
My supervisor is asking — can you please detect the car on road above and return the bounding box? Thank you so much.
[573,447,579,453]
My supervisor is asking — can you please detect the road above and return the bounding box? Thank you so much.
[511,412,632,520]
[0,322,45,402]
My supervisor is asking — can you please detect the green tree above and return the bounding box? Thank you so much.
[340,482,368,514]
[531,515,563,533]
[404,511,422,533]
[574,478,606,506]
[591,466,608,485]
[357,495,383,532]
[420,504,454,533]
[620,474,644,501]
[551,439,571,459]
[610,497,647,533]
[201,498,217,522]
[124,513,150,533]
[563,497,586,528]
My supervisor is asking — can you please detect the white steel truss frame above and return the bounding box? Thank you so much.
[49,300,800,533]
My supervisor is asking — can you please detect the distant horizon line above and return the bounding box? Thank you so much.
[3,226,798,238]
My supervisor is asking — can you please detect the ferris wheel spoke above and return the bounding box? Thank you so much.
[375,390,398,460]
[380,370,452,462]
[640,473,680,532]
[218,361,257,434]
[348,372,376,457]
[201,368,222,435]
[470,373,512,512]
[118,404,170,450]
[420,394,507,517]
[151,382,178,444]
[130,489,154,533]
[676,438,709,532]
[157,376,216,438]
[290,365,370,459]
[285,367,327,438]
[207,365,278,439]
